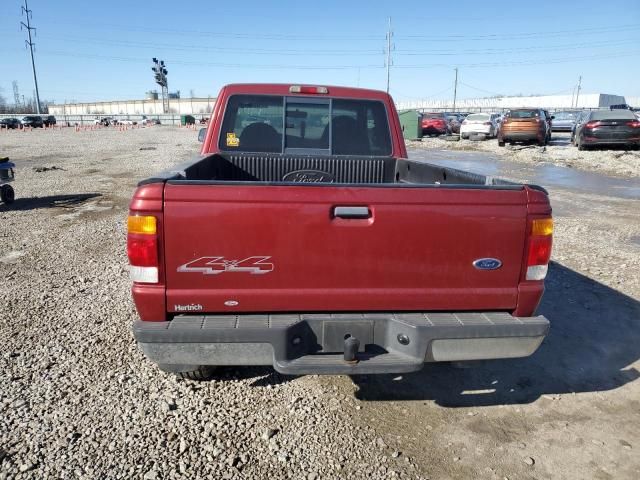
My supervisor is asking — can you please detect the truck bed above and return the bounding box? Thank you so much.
[140,152,528,190]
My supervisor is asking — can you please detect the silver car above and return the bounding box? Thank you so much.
[551,111,578,132]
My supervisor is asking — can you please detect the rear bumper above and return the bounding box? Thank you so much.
[134,312,549,375]
[583,136,640,145]
[500,131,540,140]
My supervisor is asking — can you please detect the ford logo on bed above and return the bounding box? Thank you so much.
[282,170,335,183]
[472,258,502,270]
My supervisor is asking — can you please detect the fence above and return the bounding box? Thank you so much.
[0,113,208,126]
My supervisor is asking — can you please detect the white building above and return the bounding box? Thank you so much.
[48,97,216,116]
[396,93,627,111]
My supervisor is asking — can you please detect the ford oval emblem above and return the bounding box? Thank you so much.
[473,258,502,270]
[282,170,335,183]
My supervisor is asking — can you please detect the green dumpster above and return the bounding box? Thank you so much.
[181,115,196,126]
[398,110,423,140]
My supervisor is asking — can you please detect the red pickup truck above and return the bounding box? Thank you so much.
[128,84,552,379]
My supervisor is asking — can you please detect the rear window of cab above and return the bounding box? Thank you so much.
[218,94,392,156]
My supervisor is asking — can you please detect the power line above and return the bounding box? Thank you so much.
[18,49,384,70]
[385,17,393,93]
[30,34,383,56]
[20,0,41,114]
[396,23,640,41]
[395,38,639,56]
[394,50,640,69]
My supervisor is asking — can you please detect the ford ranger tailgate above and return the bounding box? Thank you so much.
[163,182,527,313]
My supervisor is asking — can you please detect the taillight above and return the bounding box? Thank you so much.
[626,120,640,128]
[127,215,159,283]
[289,85,329,94]
[585,121,601,129]
[526,218,553,281]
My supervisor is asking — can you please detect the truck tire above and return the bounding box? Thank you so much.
[0,184,15,204]
[178,365,217,381]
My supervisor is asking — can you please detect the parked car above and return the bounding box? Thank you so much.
[550,111,577,132]
[119,119,137,126]
[21,115,44,128]
[445,113,463,134]
[421,112,450,136]
[498,108,551,146]
[0,118,21,129]
[570,111,590,145]
[460,113,500,139]
[128,83,552,379]
[573,109,640,150]
[43,115,56,127]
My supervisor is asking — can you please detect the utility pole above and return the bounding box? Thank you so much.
[12,81,20,107]
[452,68,458,112]
[574,75,582,108]
[385,17,393,93]
[21,0,41,114]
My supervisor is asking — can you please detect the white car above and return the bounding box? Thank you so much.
[460,113,500,139]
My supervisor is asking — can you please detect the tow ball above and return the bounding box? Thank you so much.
[343,336,360,364]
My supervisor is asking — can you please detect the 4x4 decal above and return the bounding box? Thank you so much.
[177,256,274,275]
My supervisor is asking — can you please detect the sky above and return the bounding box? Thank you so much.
[1,0,639,105]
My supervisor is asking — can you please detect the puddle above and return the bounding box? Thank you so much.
[409,148,640,200]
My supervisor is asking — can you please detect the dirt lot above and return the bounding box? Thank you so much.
[1,126,639,479]
[408,133,640,178]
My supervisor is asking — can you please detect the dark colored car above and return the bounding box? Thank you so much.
[43,115,56,127]
[21,115,44,128]
[0,118,21,129]
[574,110,640,150]
[498,108,550,146]
[551,111,577,132]
[445,113,463,134]
[570,111,589,145]
[421,112,449,135]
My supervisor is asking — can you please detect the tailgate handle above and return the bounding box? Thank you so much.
[333,206,371,219]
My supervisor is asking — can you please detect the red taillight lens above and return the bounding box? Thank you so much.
[626,120,640,128]
[527,236,552,266]
[525,218,553,281]
[585,121,601,129]
[127,234,158,267]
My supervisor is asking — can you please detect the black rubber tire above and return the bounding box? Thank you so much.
[0,184,15,204]
[178,365,217,381]
[577,137,586,151]
[538,139,545,147]
[498,140,505,147]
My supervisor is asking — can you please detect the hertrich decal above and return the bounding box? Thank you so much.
[177,256,274,275]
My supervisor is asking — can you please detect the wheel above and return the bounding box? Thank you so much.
[178,366,217,381]
[538,139,545,146]
[0,184,15,204]
[577,137,586,151]
[460,133,467,140]
[498,140,505,147]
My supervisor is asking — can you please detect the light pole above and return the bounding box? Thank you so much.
[151,58,169,113]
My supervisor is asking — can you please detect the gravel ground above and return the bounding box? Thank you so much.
[1,126,639,479]
[407,133,640,178]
